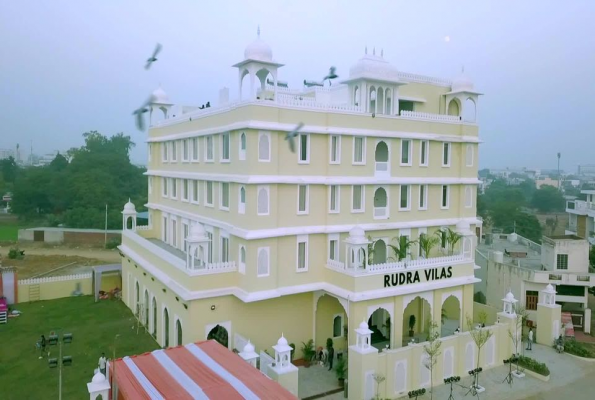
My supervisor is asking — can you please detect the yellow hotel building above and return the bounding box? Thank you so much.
[119,32,555,398]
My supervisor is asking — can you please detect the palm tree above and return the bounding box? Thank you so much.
[388,235,417,261]
[367,235,378,265]
[445,228,463,255]
[418,234,440,259]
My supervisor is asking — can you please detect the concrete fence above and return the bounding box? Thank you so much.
[17,272,121,303]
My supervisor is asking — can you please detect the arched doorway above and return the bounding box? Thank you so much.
[369,87,376,113]
[207,325,229,348]
[144,290,149,327]
[152,297,157,337]
[385,89,392,115]
[377,87,384,114]
[447,99,460,116]
[315,294,348,351]
[374,141,389,176]
[441,295,461,337]
[353,86,359,106]
[368,308,391,349]
[176,320,183,346]
[163,308,170,348]
[373,187,388,219]
[135,282,139,315]
[372,239,387,264]
[463,98,476,122]
[402,296,432,346]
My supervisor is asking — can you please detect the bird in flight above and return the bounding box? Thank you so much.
[323,67,338,86]
[145,43,162,70]
[132,95,156,131]
[285,122,304,153]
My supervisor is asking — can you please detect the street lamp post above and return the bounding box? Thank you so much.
[47,332,73,400]
[112,334,120,400]
[557,152,561,191]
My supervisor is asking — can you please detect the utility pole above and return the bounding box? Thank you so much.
[112,334,120,400]
[557,152,561,191]
[104,204,108,246]
[59,340,62,400]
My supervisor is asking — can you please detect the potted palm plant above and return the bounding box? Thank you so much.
[409,315,416,337]
[300,339,315,367]
[335,356,347,387]
[445,227,463,255]
[418,234,439,259]
[388,235,417,261]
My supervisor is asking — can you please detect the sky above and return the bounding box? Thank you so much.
[1,1,594,171]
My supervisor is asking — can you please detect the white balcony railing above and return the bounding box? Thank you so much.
[373,207,388,219]
[191,261,236,273]
[400,110,462,123]
[137,225,151,231]
[326,253,469,276]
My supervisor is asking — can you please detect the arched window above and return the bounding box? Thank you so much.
[369,87,376,113]
[257,247,269,277]
[463,98,476,122]
[176,320,183,346]
[354,86,359,106]
[465,186,473,208]
[239,133,246,160]
[447,99,460,116]
[238,186,246,214]
[152,297,157,336]
[239,246,246,274]
[257,186,269,215]
[385,89,392,115]
[465,144,474,166]
[258,133,270,162]
[163,308,170,348]
[144,290,149,327]
[333,315,343,338]
[135,281,139,313]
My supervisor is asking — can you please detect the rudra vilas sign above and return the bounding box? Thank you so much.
[383,266,453,288]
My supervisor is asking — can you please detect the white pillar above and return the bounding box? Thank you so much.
[585,309,591,334]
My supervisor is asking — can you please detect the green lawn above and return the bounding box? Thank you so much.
[0,296,160,399]
[0,220,20,241]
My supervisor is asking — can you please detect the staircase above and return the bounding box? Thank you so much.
[0,311,7,324]
[28,284,41,302]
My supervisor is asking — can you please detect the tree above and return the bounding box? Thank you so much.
[372,373,386,400]
[590,246,595,268]
[0,156,18,184]
[518,179,536,203]
[531,185,565,212]
[49,153,68,171]
[445,228,462,256]
[545,216,558,236]
[514,212,543,243]
[422,321,442,400]
[466,313,492,390]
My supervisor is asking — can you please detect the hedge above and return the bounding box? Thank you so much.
[563,339,595,358]
[518,356,550,376]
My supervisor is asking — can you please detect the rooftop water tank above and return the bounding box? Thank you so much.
[492,251,504,263]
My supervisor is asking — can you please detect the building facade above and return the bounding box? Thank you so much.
[566,189,595,245]
[118,32,500,398]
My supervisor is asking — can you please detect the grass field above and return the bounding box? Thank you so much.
[0,296,160,399]
[0,218,20,241]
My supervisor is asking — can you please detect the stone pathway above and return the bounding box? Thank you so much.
[318,344,595,399]
[298,363,342,399]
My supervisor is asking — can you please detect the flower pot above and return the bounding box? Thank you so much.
[409,330,414,337]
[338,378,345,388]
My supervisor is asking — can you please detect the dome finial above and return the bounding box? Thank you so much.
[257,25,261,38]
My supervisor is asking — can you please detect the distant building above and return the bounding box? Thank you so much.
[578,164,595,177]
[0,148,14,160]
[35,151,60,167]
[536,176,560,189]
[565,189,595,244]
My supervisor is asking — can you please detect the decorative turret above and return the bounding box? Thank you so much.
[239,340,259,367]
[87,370,110,400]
[541,284,557,306]
[355,320,373,351]
[185,224,210,270]
[502,291,518,315]
[122,199,137,232]
[272,333,292,371]
[344,226,371,270]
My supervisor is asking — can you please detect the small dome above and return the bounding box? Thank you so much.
[349,226,365,239]
[452,69,474,92]
[277,334,288,347]
[92,371,106,383]
[123,199,136,213]
[359,320,369,330]
[243,341,255,353]
[190,224,206,238]
[244,28,273,63]
[545,284,555,293]
[152,86,170,104]
[456,220,470,230]
[505,291,515,301]
[349,51,400,82]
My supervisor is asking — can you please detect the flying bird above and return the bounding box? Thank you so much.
[132,95,156,131]
[145,43,163,70]
[285,122,304,153]
[323,66,338,85]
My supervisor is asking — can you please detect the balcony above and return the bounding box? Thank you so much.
[326,253,470,276]
[532,270,595,286]
[566,200,589,215]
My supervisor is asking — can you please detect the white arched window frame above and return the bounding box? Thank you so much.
[466,144,474,167]
[332,314,343,338]
[239,132,247,160]
[238,185,246,214]
[257,185,270,216]
[258,132,271,162]
[465,186,473,208]
[257,247,270,277]
[238,245,246,274]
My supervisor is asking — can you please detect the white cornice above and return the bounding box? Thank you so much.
[147,202,481,240]
[122,243,479,303]
[147,119,479,144]
[146,170,481,186]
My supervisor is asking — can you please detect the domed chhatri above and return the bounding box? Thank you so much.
[348,50,400,83]
[451,67,474,93]
[244,26,273,63]
[152,86,170,104]
[92,371,106,383]
[189,223,206,238]
[505,291,515,301]
[349,226,366,239]
[359,320,369,330]
[544,284,556,293]
[123,199,136,213]
[243,340,255,354]
[277,333,288,347]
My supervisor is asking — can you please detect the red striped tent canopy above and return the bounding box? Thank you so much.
[110,340,297,400]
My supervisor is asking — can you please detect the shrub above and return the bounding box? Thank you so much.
[105,237,121,249]
[289,343,296,360]
[518,356,550,376]
[301,339,315,361]
[8,247,24,260]
[563,339,595,358]
[474,291,487,304]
